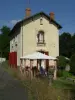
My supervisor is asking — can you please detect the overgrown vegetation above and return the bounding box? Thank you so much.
[2,61,75,100]
[2,61,27,80]
[57,56,70,77]
[22,78,75,100]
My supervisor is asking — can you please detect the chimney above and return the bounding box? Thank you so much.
[49,12,55,20]
[25,8,31,18]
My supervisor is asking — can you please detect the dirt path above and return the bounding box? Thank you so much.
[0,67,28,100]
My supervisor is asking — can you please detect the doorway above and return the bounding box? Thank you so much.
[37,50,49,71]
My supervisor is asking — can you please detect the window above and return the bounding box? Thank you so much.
[12,45,13,49]
[15,36,18,50]
[15,42,18,51]
[37,31,45,44]
[40,18,43,25]
[15,43,17,47]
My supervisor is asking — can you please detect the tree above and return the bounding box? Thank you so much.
[71,34,75,55]
[0,26,10,35]
[0,26,11,59]
[59,32,71,58]
[70,54,75,75]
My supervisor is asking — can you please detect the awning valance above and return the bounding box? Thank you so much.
[20,52,56,60]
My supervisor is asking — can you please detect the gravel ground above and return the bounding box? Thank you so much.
[0,67,28,100]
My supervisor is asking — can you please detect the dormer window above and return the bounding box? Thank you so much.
[40,18,43,25]
[37,31,45,45]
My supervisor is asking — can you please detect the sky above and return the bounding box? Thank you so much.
[0,0,75,34]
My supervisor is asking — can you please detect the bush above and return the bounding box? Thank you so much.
[57,70,63,77]
[57,56,67,70]
[70,54,75,75]
[57,70,72,78]
[62,71,72,78]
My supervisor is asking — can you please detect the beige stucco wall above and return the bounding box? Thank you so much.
[10,15,59,66]
[22,16,59,58]
[10,30,21,66]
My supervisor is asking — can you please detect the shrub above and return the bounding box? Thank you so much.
[57,70,63,77]
[57,56,67,70]
[57,70,72,78]
[62,71,72,78]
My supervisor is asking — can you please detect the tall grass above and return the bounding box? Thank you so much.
[22,78,72,100]
[2,61,74,100]
[1,61,23,80]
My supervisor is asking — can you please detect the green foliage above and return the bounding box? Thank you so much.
[70,54,75,74]
[57,56,67,70]
[57,56,71,77]
[59,32,75,58]
[57,70,63,77]
[57,70,72,78]
[71,34,75,54]
[0,26,11,59]
[62,71,72,78]
[59,32,71,58]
